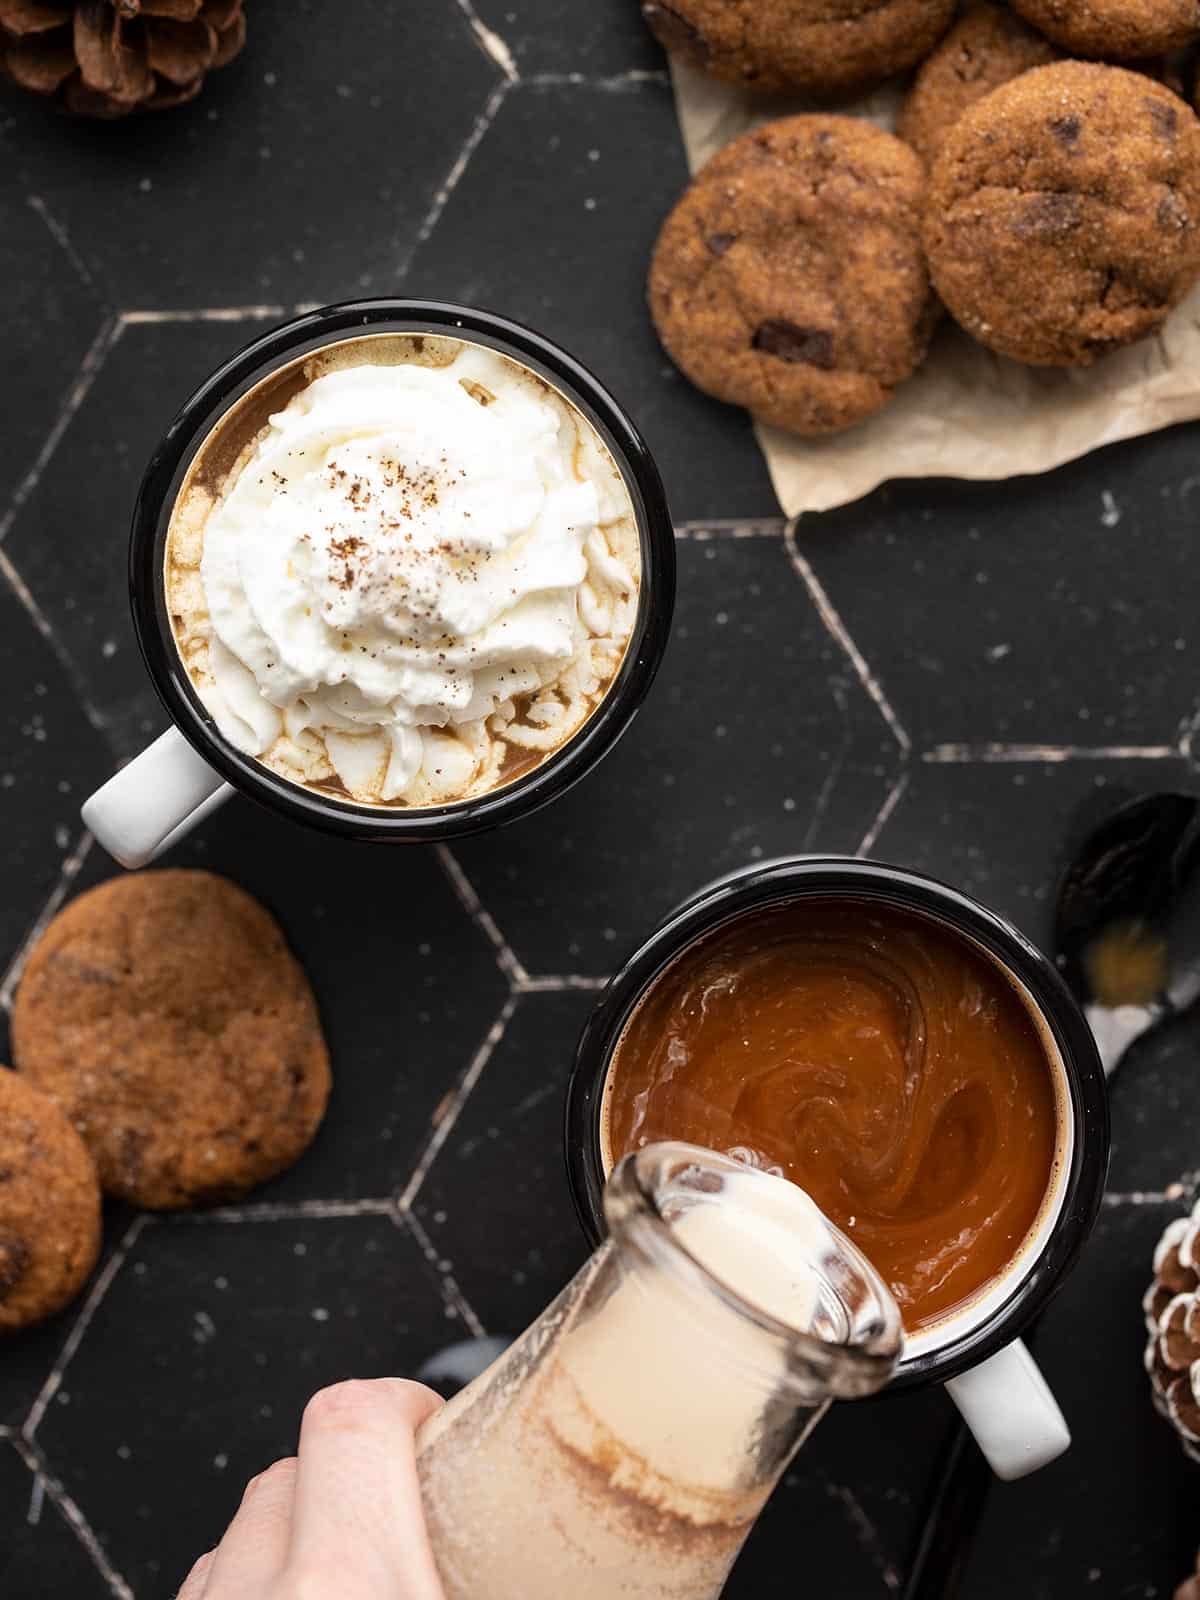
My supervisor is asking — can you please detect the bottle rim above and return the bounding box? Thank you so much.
[603,1142,903,1401]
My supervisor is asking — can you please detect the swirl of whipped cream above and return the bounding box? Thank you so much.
[169,342,639,805]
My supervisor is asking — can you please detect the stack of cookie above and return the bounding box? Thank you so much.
[0,871,330,1333]
[645,1,1200,436]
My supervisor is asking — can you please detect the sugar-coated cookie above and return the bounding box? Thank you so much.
[13,870,331,1209]
[649,117,935,434]
[0,1068,101,1332]
[924,63,1200,366]
[642,0,956,99]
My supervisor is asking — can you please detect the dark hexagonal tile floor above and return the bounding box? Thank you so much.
[406,76,779,523]
[412,988,597,1336]
[959,1202,1200,1600]
[802,426,1200,752]
[0,1440,117,1600]
[867,757,1195,949]
[3,317,288,760]
[452,532,900,977]
[0,189,106,522]
[3,0,1200,1594]
[469,0,662,75]
[0,0,500,310]
[0,577,109,986]
[34,1214,461,1599]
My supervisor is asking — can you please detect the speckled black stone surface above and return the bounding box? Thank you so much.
[2,3,1200,1597]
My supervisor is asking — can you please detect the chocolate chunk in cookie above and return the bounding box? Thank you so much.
[13,871,331,1210]
[649,116,935,436]
[898,3,1061,167]
[924,62,1200,366]
[641,0,956,100]
[1009,0,1200,59]
[0,1069,101,1332]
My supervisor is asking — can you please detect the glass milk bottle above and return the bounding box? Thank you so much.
[416,1142,902,1600]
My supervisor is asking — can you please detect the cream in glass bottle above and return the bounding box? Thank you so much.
[415,1142,903,1600]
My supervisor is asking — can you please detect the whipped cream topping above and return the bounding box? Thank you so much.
[167,339,640,806]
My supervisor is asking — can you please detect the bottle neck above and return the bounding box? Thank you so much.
[603,1143,902,1407]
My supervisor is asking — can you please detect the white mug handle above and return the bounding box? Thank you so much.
[82,728,233,869]
[944,1337,1070,1480]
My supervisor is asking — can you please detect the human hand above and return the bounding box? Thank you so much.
[178,1378,446,1599]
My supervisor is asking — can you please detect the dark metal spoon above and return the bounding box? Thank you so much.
[1055,790,1200,1076]
[904,789,1200,1599]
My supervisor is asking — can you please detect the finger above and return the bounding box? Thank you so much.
[176,1550,215,1600]
[202,1456,296,1596]
[289,1378,445,1598]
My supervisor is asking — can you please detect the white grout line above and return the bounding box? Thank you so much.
[923,741,1179,764]
[785,524,912,756]
[398,993,519,1211]
[856,771,910,859]
[24,1215,146,1440]
[802,683,851,852]
[0,547,111,737]
[12,1437,134,1600]
[453,0,518,80]
[0,315,122,545]
[0,831,94,1014]
[169,1203,396,1222]
[28,195,100,296]
[119,304,298,325]
[1178,707,1200,765]
[434,843,528,986]
[515,974,609,993]
[525,69,670,90]
[675,518,788,539]
[1103,1177,1197,1208]
[27,1470,45,1526]
[402,80,511,276]
[821,1477,901,1594]
[167,1196,397,1225]
[400,1208,488,1339]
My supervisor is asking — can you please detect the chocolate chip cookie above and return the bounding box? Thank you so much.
[642,0,956,99]
[0,1068,101,1332]
[898,3,1061,167]
[1008,0,1200,59]
[924,62,1200,366]
[649,116,935,435]
[13,871,331,1210]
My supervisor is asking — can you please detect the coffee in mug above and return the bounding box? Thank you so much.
[602,896,1067,1341]
[165,332,641,810]
[565,858,1110,1479]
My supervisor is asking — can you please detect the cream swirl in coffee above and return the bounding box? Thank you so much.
[166,337,640,807]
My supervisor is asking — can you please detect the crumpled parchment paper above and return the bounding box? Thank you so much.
[668,60,1200,515]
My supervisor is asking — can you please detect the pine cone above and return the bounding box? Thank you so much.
[1145,1199,1200,1462]
[0,0,245,117]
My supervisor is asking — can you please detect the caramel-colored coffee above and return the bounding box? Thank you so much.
[604,899,1060,1332]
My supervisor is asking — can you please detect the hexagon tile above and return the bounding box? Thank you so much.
[452,530,902,978]
[4,0,1200,1596]
[33,1214,466,1598]
[0,1439,118,1600]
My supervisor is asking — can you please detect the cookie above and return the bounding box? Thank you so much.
[0,1068,101,1333]
[13,871,331,1210]
[648,116,935,435]
[642,0,956,99]
[1008,0,1200,59]
[898,3,1061,167]
[924,62,1200,366]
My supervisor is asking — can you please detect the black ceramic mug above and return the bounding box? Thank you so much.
[566,856,1109,1480]
[82,300,675,867]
